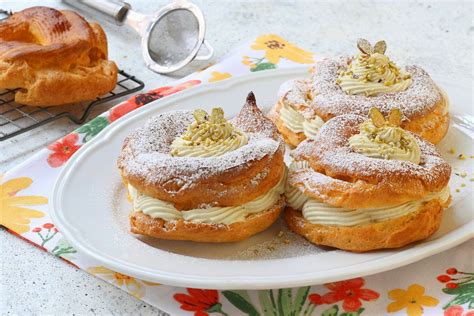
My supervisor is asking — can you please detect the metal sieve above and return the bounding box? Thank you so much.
[62,0,213,74]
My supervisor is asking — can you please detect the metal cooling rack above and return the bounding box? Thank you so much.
[0,70,144,142]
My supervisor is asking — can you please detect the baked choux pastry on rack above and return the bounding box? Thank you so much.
[271,39,449,146]
[118,92,286,242]
[284,108,452,252]
[0,6,118,106]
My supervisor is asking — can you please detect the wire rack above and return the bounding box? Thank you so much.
[0,70,144,142]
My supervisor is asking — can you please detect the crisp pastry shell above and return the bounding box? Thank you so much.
[284,196,450,252]
[120,149,285,211]
[271,86,449,146]
[118,93,286,210]
[401,94,449,145]
[0,7,118,106]
[129,198,284,242]
[289,114,452,209]
[268,100,306,147]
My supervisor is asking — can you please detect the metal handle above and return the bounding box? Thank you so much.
[194,40,214,61]
[62,0,131,24]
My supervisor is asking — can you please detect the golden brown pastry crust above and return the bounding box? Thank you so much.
[290,115,451,209]
[118,93,286,210]
[271,60,450,146]
[0,6,118,106]
[285,196,448,252]
[130,198,284,242]
[401,95,450,144]
[268,99,306,147]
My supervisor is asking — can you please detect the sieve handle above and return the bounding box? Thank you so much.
[62,0,131,24]
[194,40,214,61]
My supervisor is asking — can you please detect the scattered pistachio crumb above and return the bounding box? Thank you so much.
[470,155,474,159]
[458,154,466,160]
[448,148,456,154]
[455,189,460,193]
[470,178,474,182]
[460,172,467,178]
[461,183,466,187]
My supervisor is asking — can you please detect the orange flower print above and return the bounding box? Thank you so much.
[174,288,226,316]
[445,305,474,316]
[1,177,47,234]
[47,133,81,168]
[108,80,201,122]
[321,277,380,312]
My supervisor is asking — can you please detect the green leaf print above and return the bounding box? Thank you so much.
[222,290,260,316]
[250,62,277,72]
[51,237,77,259]
[277,289,292,316]
[76,116,109,143]
[340,308,365,316]
[292,287,310,316]
[443,282,474,309]
[258,290,277,316]
[321,305,339,316]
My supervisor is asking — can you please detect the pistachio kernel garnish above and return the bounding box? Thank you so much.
[388,108,402,126]
[373,40,387,54]
[357,38,373,55]
[369,108,386,128]
[369,107,402,128]
[357,38,387,55]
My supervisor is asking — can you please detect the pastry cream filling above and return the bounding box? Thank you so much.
[337,39,412,96]
[279,102,324,138]
[349,119,421,164]
[171,108,248,157]
[128,170,286,225]
[286,184,450,227]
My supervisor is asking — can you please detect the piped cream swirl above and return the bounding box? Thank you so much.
[349,120,421,164]
[171,108,248,157]
[337,53,412,96]
[279,102,324,138]
[128,169,286,225]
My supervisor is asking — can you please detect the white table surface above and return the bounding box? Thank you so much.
[1,0,472,314]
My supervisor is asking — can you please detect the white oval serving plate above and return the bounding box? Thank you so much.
[50,68,474,289]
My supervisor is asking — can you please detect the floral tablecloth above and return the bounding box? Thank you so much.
[1,34,473,316]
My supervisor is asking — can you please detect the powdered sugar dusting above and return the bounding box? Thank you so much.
[310,57,442,119]
[118,100,283,195]
[281,79,319,120]
[292,114,451,189]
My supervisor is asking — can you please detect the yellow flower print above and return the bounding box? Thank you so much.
[242,56,257,69]
[387,284,439,316]
[87,266,159,299]
[1,177,47,234]
[251,34,314,64]
[208,71,232,83]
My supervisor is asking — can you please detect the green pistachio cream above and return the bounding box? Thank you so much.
[337,39,412,96]
[171,108,248,157]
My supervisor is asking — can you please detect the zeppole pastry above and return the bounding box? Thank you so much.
[271,38,449,146]
[285,108,452,252]
[0,6,118,106]
[118,92,286,242]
